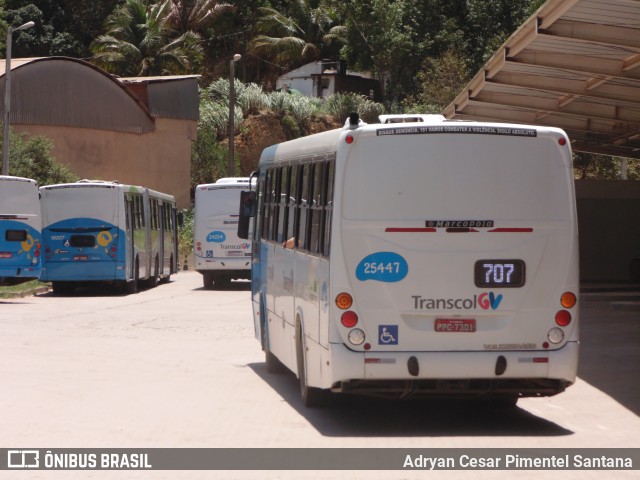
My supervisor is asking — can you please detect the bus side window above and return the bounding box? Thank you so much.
[323,159,335,257]
[271,167,281,242]
[277,166,289,243]
[297,163,310,250]
[286,165,298,247]
[310,161,324,254]
[262,169,273,241]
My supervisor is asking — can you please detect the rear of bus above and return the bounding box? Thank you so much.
[194,178,252,289]
[330,120,579,401]
[0,176,42,285]
[40,183,125,287]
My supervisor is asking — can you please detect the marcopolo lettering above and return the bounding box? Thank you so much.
[425,220,494,228]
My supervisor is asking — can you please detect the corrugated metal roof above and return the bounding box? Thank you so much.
[443,0,640,160]
[0,57,154,133]
[121,76,200,121]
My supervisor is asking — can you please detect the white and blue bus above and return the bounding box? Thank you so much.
[0,175,42,285]
[40,180,178,294]
[238,114,580,407]
[194,177,253,289]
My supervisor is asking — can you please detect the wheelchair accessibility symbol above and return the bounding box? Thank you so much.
[378,325,398,345]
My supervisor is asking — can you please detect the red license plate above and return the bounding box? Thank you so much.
[73,255,88,261]
[434,318,476,332]
[0,252,13,259]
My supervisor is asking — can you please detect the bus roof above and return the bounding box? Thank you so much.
[41,181,175,202]
[197,177,255,190]
[0,175,38,186]
[260,115,569,167]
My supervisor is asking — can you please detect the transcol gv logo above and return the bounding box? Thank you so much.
[412,292,503,311]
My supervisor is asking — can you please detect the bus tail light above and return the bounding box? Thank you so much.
[335,292,352,309]
[555,310,571,326]
[560,291,576,308]
[341,311,358,328]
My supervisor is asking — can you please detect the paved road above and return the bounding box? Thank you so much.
[1,271,639,479]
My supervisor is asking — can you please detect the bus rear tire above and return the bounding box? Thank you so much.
[203,271,214,289]
[296,320,329,407]
[126,259,139,294]
[147,257,159,288]
[261,316,286,374]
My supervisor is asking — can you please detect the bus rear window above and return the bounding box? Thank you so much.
[70,235,96,247]
[5,230,27,242]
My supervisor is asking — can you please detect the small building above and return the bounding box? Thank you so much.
[276,60,381,102]
[0,57,198,208]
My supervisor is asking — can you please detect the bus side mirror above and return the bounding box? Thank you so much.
[177,211,184,228]
[238,190,256,240]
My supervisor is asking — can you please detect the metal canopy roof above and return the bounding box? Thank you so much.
[443,0,640,160]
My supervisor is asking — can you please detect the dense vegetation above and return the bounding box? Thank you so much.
[1,0,637,183]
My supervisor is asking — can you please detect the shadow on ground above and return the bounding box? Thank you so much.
[578,289,640,416]
[248,362,573,438]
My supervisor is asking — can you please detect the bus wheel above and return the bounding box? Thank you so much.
[203,272,214,289]
[295,320,329,407]
[126,259,139,294]
[147,257,159,288]
[160,256,173,284]
[261,310,286,374]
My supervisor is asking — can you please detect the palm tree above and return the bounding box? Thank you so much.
[91,0,203,76]
[162,0,236,35]
[249,1,343,70]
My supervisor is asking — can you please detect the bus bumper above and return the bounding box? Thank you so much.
[41,261,123,281]
[327,341,579,398]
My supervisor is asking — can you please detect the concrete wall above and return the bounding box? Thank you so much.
[16,117,196,209]
[575,180,640,283]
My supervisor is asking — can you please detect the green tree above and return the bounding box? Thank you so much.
[2,130,79,185]
[460,0,533,71]
[249,1,343,72]
[574,153,640,181]
[162,0,235,35]
[332,0,418,105]
[402,49,471,113]
[91,0,203,76]
[2,1,121,57]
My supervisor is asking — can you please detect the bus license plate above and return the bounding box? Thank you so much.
[74,255,88,261]
[434,319,476,332]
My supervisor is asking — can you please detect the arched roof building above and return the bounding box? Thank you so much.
[0,57,199,208]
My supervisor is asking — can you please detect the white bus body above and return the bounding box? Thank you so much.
[40,181,178,294]
[194,177,253,289]
[243,115,580,406]
[0,176,42,285]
